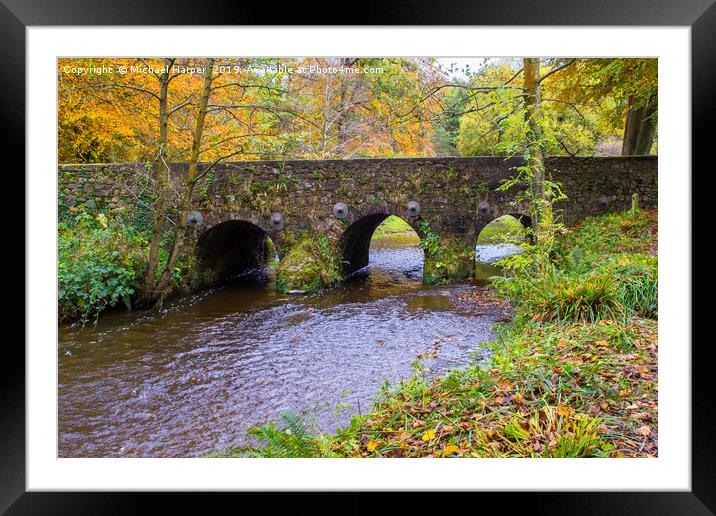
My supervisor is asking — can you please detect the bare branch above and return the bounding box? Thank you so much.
[504,68,524,85]
[193,148,250,183]
[538,59,576,83]
[556,138,577,156]
[167,97,195,116]
[542,97,588,118]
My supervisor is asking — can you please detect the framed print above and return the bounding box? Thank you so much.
[2,0,713,512]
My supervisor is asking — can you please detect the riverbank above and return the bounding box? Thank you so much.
[214,208,658,458]
[371,215,420,241]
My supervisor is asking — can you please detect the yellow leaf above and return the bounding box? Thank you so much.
[422,429,436,441]
[443,444,460,455]
[367,440,380,451]
[595,340,609,347]
[556,405,570,417]
[95,213,108,228]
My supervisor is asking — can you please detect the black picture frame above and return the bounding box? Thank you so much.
[1,1,711,513]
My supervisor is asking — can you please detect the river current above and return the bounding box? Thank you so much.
[58,236,509,457]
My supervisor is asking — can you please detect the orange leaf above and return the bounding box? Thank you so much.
[636,426,651,437]
[556,405,570,417]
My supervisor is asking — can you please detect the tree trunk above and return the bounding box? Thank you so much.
[523,58,546,241]
[334,58,353,155]
[154,59,216,297]
[622,94,657,155]
[141,59,173,304]
[634,94,657,155]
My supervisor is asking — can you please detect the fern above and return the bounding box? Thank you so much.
[210,411,338,458]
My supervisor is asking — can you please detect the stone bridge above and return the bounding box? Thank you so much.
[59,156,657,292]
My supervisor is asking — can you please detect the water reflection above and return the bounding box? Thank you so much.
[475,243,525,281]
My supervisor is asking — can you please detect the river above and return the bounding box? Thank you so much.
[58,235,511,457]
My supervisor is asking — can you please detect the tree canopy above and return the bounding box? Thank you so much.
[57,57,657,164]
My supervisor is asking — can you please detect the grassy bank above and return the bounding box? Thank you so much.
[477,214,526,244]
[371,215,417,240]
[210,208,658,458]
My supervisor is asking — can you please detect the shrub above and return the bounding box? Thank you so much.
[58,210,147,324]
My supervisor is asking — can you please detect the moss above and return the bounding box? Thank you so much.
[472,179,490,196]
[250,179,272,195]
[274,233,341,293]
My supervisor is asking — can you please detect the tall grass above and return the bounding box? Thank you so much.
[494,269,622,323]
[608,254,658,319]
[493,210,657,322]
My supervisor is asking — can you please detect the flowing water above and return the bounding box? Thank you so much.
[58,235,512,457]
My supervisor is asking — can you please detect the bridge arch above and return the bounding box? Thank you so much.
[474,213,532,280]
[475,213,532,245]
[508,213,532,233]
[340,204,422,275]
[196,219,277,287]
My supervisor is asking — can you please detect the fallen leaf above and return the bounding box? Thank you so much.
[556,405,570,417]
[422,429,436,441]
[636,426,651,437]
[366,440,380,451]
[443,444,460,455]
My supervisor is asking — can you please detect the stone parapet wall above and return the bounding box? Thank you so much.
[59,156,657,232]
